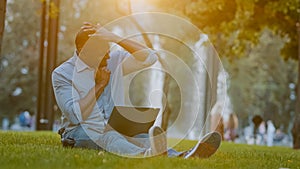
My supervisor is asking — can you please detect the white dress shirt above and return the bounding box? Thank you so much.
[52,49,157,139]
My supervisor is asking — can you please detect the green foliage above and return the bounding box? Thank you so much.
[0,1,40,120]
[58,0,122,63]
[224,30,297,128]
[0,0,123,122]
[149,0,300,127]
[150,0,299,59]
[1,0,299,131]
[1,131,300,169]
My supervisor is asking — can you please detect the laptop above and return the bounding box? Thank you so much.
[105,106,160,137]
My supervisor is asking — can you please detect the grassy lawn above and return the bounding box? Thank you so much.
[0,131,299,169]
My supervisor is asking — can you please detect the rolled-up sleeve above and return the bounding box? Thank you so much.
[119,49,158,75]
[52,70,82,125]
[141,49,158,66]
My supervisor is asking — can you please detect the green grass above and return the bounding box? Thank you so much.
[0,131,299,169]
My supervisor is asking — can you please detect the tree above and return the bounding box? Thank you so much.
[0,1,40,122]
[149,0,300,147]
[0,0,6,56]
[224,30,297,129]
[0,0,122,124]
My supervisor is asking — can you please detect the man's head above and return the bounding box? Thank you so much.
[75,23,110,68]
[75,27,95,54]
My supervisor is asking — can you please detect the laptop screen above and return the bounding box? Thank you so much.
[106,106,160,137]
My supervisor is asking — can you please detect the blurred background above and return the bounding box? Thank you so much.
[0,0,299,148]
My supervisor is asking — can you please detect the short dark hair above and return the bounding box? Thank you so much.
[75,28,96,53]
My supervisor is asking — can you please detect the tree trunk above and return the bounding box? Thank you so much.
[161,73,171,131]
[115,0,171,130]
[0,0,7,56]
[120,2,171,130]
[292,22,300,149]
[36,0,60,130]
[203,46,219,134]
[156,55,172,131]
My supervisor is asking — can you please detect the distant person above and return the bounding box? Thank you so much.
[19,110,31,128]
[273,129,285,143]
[266,120,275,147]
[225,113,238,142]
[252,115,263,144]
[258,121,266,145]
[244,124,255,145]
[2,117,9,130]
[10,117,22,131]
[52,22,221,158]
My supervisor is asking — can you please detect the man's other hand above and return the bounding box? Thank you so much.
[95,67,111,88]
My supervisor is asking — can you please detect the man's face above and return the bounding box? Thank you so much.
[78,36,110,68]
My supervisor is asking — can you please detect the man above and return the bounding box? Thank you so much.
[52,22,221,157]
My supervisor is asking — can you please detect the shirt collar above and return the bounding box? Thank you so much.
[74,51,93,73]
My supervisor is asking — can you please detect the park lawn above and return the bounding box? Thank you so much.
[0,131,299,169]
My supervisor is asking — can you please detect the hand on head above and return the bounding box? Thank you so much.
[75,22,97,53]
[76,22,112,68]
[76,22,109,53]
[82,22,117,42]
[80,22,99,33]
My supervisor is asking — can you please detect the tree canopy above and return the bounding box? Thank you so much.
[150,0,299,59]
[149,0,299,129]
[0,0,299,132]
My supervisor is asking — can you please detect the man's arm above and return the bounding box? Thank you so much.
[83,23,158,75]
[101,30,158,75]
[52,70,83,124]
[79,67,110,120]
[52,66,110,123]
[95,26,153,62]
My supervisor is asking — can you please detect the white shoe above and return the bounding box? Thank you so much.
[184,131,221,159]
[148,126,167,156]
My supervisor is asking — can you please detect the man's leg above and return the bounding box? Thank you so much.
[129,129,184,157]
[62,126,102,150]
[100,130,146,156]
[148,126,167,155]
[127,133,151,149]
[129,127,224,158]
[183,131,221,158]
[100,126,169,157]
[125,130,221,158]
[165,132,222,158]
[129,133,186,157]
